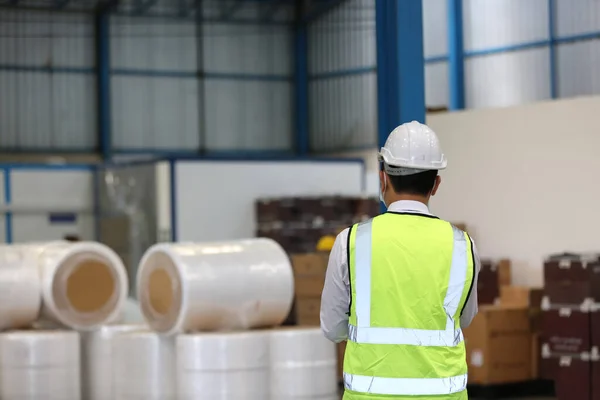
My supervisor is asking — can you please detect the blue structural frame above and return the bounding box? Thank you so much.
[447,0,465,110]
[376,0,426,212]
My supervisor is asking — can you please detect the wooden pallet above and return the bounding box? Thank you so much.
[467,379,555,399]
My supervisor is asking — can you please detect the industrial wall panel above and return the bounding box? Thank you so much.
[111,17,197,72]
[463,0,548,52]
[425,62,449,108]
[308,0,376,74]
[309,72,377,152]
[0,11,95,151]
[203,80,292,151]
[557,40,600,98]
[465,48,551,109]
[0,72,96,150]
[555,0,600,37]
[423,0,448,58]
[111,75,199,150]
[203,24,292,75]
[0,11,93,67]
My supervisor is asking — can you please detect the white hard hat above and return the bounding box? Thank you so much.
[378,121,447,175]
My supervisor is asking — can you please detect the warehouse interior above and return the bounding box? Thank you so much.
[0,0,599,399]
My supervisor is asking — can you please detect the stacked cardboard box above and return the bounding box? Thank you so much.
[479,259,512,305]
[465,306,532,384]
[500,286,544,378]
[541,253,600,400]
[291,253,329,325]
[256,196,379,253]
[290,252,346,382]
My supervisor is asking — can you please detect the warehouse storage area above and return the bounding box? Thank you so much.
[2,0,600,399]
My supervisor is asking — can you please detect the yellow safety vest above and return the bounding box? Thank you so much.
[343,212,475,400]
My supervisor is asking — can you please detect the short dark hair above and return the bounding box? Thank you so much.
[382,165,438,196]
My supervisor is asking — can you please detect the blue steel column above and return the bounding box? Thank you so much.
[376,0,426,212]
[548,0,558,99]
[448,0,465,110]
[294,23,309,156]
[95,8,112,160]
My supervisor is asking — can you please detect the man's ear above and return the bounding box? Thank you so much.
[431,175,442,196]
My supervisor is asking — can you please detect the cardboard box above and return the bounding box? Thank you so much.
[464,306,531,385]
[291,253,329,275]
[295,297,321,325]
[531,334,540,379]
[500,286,543,308]
[294,275,325,297]
[497,259,512,286]
[297,313,320,326]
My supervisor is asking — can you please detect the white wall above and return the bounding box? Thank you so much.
[174,159,366,242]
[349,96,600,287]
[2,166,95,243]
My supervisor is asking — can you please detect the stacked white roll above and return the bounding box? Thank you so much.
[112,329,176,400]
[0,245,42,330]
[81,324,145,400]
[137,238,294,334]
[4,241,128,331]
[0,330,80,400]
[177,330,269,400]
[269,327,338,399]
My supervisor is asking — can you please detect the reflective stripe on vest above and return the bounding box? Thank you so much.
[349,220,468,347]
[345,218,470,397]
[343,372,468,396]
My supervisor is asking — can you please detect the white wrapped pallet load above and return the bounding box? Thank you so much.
[177,330,269,400]
[0,245,42,330]
[81,324,145,400]
[13,241,128,330]
[269,327,338,399]
[0,330,80,400]
[137,238,294,334]
[112,329,176,400]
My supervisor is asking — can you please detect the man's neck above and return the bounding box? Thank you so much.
[386,194,429,206]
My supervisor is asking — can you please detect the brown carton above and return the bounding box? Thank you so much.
[530,334,541,380]
[295,297,321,325]
[291,253,329,275]
[294,275,325,297]
[464,306,531,385]
[500,286,543,332]
[500,286,543,308]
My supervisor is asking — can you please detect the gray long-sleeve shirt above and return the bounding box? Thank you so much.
[320,200,481,343]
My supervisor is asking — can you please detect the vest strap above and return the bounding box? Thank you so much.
[343,372,468,396]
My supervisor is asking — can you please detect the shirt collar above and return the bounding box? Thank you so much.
[387,200,432,215]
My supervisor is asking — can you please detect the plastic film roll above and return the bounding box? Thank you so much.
[15,241,129,330]
[112,329,176,400]
[269,327,338,398]
[0,330,81,400]
[0,330,80,367]
[81,324,146,400]
[137,238,294,334]
[177,330,269,400]
[0,245,42,330]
